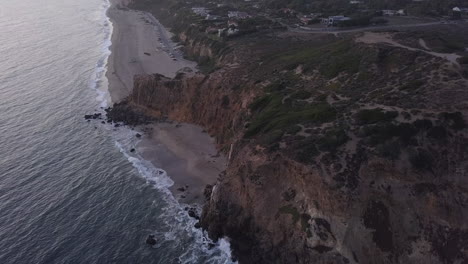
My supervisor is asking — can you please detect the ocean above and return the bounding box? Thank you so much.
[0,0,233,263]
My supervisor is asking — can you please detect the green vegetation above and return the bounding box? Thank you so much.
[300,213,311,233]
[317,129,349,152]
[272,40,362,77]
[413,119,433,130]
[285,125,302,135]
[260,130,284,146]
[278,205,300,224]
[377,140,401,160]
[363,122,418,145]
[427,126,447,140]
[246,93,336,137]
[440,112,466,130]
[355,108,398,125]
[399,80,425,91]
[290,90,312,100]
[295,141,319,163]
[458,56,468,65]
[409,148,433,171]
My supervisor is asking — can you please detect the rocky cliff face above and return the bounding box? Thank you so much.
[126,29,468,264]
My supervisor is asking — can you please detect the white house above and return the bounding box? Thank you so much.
[321,16,351,26]
[228,11,250,19]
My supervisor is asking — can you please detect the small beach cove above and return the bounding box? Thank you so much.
[104,0,234,261]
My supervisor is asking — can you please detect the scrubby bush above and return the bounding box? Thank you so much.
[413,119,433,130]
[440,112,466,130]
[427,126,447,140]
[291,90,312,100]
[409,148,433,171]
[245,93,336,137]
[458,56,468,65]
[377,141,401,160]
[355,109,398,125]
[317,129,348,152]
[399,80,425,90]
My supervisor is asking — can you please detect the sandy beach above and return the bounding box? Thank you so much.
[137,123,226,204]
[106,0,224,204]
[107,0,196,102]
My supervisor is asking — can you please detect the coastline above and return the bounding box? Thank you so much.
[106,0,196,102]
[106,0,225,205]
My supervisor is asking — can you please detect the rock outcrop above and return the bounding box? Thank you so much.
[122,11,468,263]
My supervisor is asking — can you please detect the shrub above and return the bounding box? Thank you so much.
[377,141,401,160]
[221,95,230,108]
[363,122,418,145]
[317,129,349,152]
[295,141,319,163]
[245,93,336,137]
[355,109,398,125]
[399,80,425,90]
[273,40,362,77]
[409,148,433,171]
[260,130,284,146]
[278,205,300,223]
[428,126,447,140]
[458,56,468,65]
[291,90,312,100]
[413,119,433,130]
[286,125,302,135]
[440,112,466,130]
[264,81,287,93]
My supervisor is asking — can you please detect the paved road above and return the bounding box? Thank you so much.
[287,20,467,34]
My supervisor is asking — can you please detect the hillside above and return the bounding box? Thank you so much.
[111,1,468,262]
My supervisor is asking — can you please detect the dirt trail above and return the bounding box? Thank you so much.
[356,32,461,66]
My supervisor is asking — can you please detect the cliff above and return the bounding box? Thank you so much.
[119,5,468,262]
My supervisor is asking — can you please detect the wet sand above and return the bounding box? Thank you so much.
[137,123,226,204]
[106,0,224,204]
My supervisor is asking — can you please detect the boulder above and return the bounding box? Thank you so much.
[188,208,200,220]
[146,234,157,245]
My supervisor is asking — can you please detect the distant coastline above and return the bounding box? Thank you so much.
[106,0,195,102]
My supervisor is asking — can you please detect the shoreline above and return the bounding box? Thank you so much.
[105,0,225,205]
[106,0,196,102]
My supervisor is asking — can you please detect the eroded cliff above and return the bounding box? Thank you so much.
[119,11,468,263]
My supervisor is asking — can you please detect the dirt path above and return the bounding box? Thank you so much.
[356,32,461,66]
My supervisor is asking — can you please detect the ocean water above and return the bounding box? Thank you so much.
[0,0,233,263]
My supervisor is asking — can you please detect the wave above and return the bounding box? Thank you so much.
[87,1,236,263]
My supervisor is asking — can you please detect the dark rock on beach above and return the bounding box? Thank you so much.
[84,113,102,120]
[188,208,199,220]
[146,234,156,245]
[104,101,156,127]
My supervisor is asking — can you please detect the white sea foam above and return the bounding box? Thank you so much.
[86,1,236,263]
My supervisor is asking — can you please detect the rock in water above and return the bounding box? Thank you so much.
[146,234,156,245]
[188,208,200,220]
